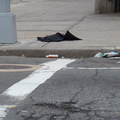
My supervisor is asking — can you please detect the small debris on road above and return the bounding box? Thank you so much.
[46,54,59,58]
[9,106,16,108]
[94,52,120,58]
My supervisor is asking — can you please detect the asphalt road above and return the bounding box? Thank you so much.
[2,57,120,120]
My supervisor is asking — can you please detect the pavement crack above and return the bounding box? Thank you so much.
[90,69,99,83]
[68,15,93,31]
[41,42,49,47]
[33,101,78,111]
[71,89,84,102]
[80,101,95,109]
[30,96,35,102]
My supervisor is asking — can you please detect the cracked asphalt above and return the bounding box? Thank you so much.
[4,57,120,120]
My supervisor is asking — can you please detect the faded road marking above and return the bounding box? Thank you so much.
[65,67,120,70]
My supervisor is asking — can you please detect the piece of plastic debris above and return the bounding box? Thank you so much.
[46,54,58,58]
[94,52,103,58]
[22,54,25,57]
[20,110,28,113]
[105,52,119,57]
[9,106,16,108]
[94,52,120,58]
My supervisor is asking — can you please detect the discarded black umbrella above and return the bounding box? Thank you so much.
[37,32,64,42]
[37,31,82,42]
[63,30,81,40]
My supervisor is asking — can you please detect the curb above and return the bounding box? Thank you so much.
[0,48,118,58]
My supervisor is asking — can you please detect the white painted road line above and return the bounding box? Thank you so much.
[78,67,120,70]
[65,67,120,70]
[0,59,75,120]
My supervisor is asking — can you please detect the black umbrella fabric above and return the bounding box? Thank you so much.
[63,31,81,40]
[37,32,64,42]
[37,31,82,42]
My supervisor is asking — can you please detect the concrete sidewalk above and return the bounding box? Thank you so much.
[1,0,120,58]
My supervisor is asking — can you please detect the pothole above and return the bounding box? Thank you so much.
[0,64,40,72]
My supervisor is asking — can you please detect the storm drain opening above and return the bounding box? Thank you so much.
[0,64,40,72]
